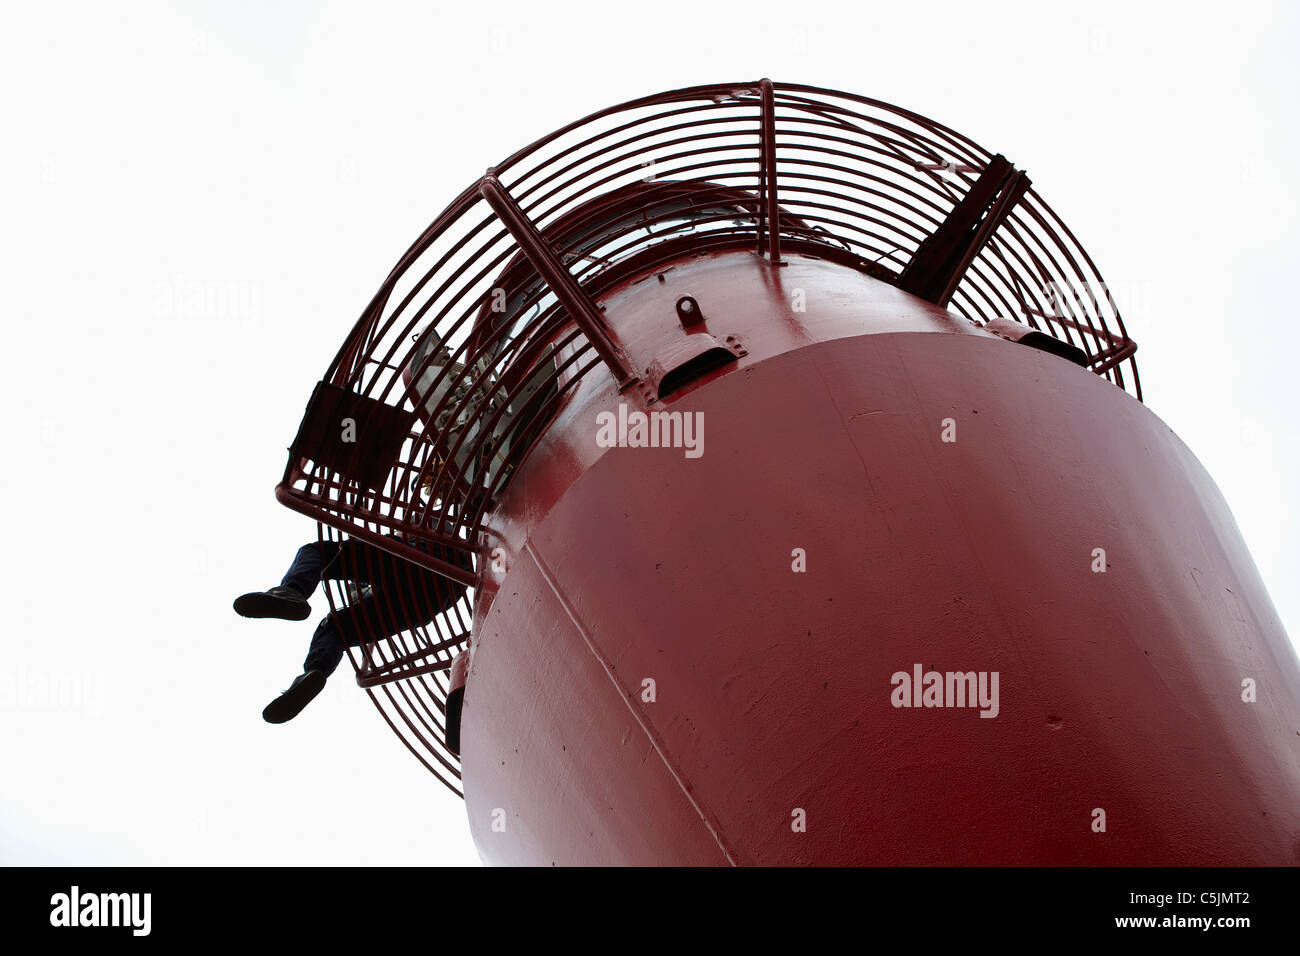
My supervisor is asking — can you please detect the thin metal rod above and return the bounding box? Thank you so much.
[478,173,638,389]
[760,78,781,264]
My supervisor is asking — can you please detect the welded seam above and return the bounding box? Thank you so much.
[524,539,740,866]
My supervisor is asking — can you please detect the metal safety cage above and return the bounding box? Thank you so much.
[275,79,1142,795]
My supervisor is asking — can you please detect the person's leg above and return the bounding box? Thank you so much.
[261,617,341,724]
[263,540,408,724]
[256,539,388,724]
[302,617,346,677]
[280,540,342,596]
[262,591,391,726]
[263,538,471,724]
[235,540,343,620]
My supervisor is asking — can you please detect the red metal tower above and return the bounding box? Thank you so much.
[276,81,1300,865]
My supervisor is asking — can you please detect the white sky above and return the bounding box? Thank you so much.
[1,0,1296,866]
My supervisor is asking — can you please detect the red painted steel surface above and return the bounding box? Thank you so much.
[271,83,1297,863]
[462,250,1300,865]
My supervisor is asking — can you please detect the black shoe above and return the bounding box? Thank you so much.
[234,586,310,621]
[262,670,328,724]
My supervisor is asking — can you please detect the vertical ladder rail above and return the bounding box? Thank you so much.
[759,78,781,264]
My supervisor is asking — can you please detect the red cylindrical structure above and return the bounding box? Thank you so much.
[461,249,1300,865]
[275,82,1299,864]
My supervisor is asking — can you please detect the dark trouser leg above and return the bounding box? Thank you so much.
[280,541,341,598]
[303,537,470,675]
[283,540,350,675]
[303,618,346,676]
